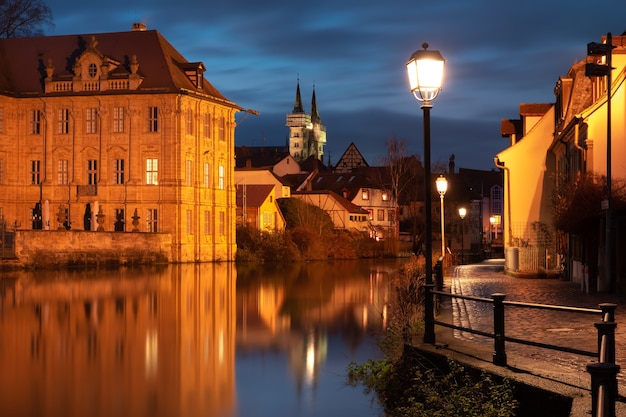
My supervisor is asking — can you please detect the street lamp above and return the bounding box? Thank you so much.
[587,33,615,292]
[406,43,445,344]
[436,175,447,259]
[458,207,466,264]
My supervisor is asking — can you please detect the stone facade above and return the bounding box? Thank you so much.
[13,230,171,268]
[0,26,242,262]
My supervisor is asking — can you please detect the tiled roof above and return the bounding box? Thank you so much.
[519,103,552,116]
[0,29,234,104]
[294,190,368,214]
[500,119,522,137]
[309,170,385,199]
[235,146,290,168]
[236,184,274,208]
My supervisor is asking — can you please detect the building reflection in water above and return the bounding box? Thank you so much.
[0,259,399,417]
[0,263,236,417]
[236,260,394,406]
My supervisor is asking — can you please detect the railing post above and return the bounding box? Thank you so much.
[596,321,617,364]
[492,293,507,366]
[587,303,619,417]
[600,303,617,323]
[423,283,436,344]
[587,362,620,417]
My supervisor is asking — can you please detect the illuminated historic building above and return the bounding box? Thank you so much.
[0,24,242,262]
[286,80,326,163]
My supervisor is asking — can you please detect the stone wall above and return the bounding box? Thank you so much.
[13,231,172,268]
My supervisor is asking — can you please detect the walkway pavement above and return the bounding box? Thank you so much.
[414,259,626,417]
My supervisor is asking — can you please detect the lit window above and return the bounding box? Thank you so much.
[86,108,97,134]
[218,116,225,141]
[57,159,68,185]
[113,107,124,133]
[382,191,389,201]
[146,158,158,185]
[186,160,193,186]
[218,164,224,190]
[203,162,210,188]
[204,210,211,235]
[202,113,211,138]
[362,189,370,200]
[186,209,193,235]
[186,109,193,135]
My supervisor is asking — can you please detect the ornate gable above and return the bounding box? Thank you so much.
[45,35,143,93]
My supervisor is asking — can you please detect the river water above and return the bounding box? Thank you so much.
[0,259,405,417]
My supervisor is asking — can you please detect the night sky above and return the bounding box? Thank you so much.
[47,0,626,170]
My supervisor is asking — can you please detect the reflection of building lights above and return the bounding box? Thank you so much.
[145,329,158,379]
[219,328,224,364]
[362,304,368,328]
[382,304,388,330]
[305,335,316,385]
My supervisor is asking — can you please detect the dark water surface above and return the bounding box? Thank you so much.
[0,259,404,417]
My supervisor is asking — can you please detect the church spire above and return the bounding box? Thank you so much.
[310,84,321,123]
[292,78,304,113]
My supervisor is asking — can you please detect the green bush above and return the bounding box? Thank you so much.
[348,354,518,417]
[347,256,518,417]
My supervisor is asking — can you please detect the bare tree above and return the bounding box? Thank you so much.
[0,0,54,38]
[382,136,424,252]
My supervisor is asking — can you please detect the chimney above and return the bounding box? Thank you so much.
[132,22,147,31]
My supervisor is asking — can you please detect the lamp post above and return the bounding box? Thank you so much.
[436,175,447,259]
[458,207,466,264]
[406,43,445,344]
[489,216,495,257]
[586,33,614,292]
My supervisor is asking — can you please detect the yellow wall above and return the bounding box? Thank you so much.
[0,92,238,262]
[496,105,556,247]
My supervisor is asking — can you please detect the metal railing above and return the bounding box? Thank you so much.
[424,285,620,417]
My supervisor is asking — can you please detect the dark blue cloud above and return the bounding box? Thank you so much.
[48,0,626,170]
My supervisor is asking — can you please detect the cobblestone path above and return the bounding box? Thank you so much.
[442,260,626,387]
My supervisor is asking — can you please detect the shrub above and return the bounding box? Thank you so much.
[348,354,518,417]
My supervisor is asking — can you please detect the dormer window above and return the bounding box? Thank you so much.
[88,63,97,78]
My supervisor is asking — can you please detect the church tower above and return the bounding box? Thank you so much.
[286,80,326,162]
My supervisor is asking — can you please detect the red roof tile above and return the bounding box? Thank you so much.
[0,29,235,105]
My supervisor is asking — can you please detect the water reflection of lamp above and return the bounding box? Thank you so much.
[406,42,445,344]
[436,175,447,259]
[458,207,466,264]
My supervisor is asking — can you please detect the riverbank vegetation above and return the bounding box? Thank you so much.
[347,256,518,417]
[236,198,403,262]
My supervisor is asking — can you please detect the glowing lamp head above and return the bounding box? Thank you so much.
[458,207,467,219]
[406,43,445,104]
[436,175,448,196]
